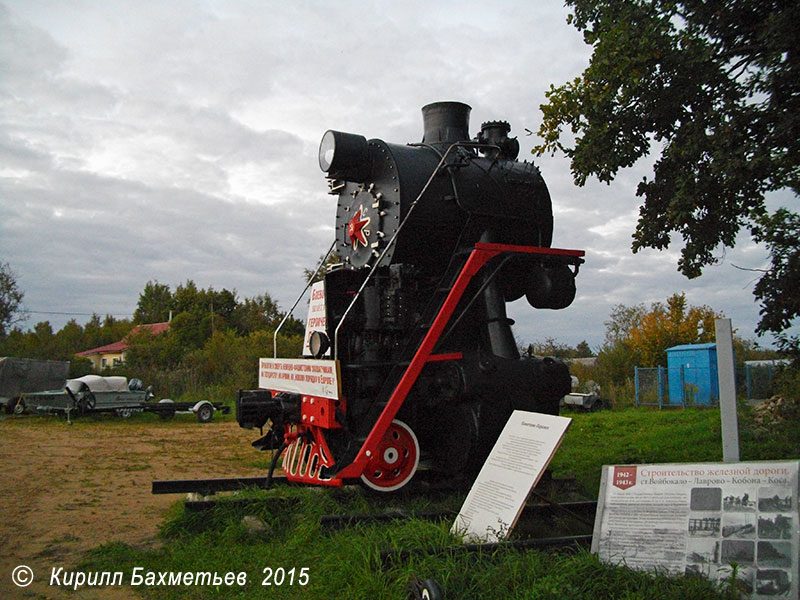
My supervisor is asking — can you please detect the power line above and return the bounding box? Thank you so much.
[23,310,134,317]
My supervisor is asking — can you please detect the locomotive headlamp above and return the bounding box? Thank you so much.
[309,330,330,359]
[318,130,370,182]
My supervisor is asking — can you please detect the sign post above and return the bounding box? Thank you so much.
[715,318,740,462]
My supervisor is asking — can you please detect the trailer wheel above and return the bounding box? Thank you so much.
[420,580,443,600]
[196,403,214,423]
[78,392,96,413]
[158,399,175,419]
[13,400,25,415]
[407,577,444,600]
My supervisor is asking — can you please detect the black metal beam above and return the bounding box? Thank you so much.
[151,476,290,495]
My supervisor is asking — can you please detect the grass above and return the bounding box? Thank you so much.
[67,402,799,599]
[550,407,726,496]
[4,399,794,598]
[79,488,732,600]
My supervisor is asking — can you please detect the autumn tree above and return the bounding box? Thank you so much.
[597,293,723,382]
[536,0,799,353]
[627,293,722,367]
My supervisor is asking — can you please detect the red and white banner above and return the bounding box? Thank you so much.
[258,358,340,399]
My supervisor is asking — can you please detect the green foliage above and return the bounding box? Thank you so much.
[751,208,800,358]
[133,279,304,340]
[0,261,25,337]
[574,340,593,358]
[536,0,799,346]
[773,364,800,400]
[525,337,596,359]
[134,281,173,324]
[0,314,133,363]
[1,277,305,404]
[303,250,342,283]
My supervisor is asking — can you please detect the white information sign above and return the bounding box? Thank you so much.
[258,358,340,399]
[592,461,799,599]
[303,280,329,357]
[451,410,571,543]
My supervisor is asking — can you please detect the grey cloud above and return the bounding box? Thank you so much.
[0,0,781,348]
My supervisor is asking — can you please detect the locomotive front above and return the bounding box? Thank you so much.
[237,102,585,491]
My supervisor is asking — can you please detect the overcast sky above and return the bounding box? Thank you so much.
[1,0,791,352]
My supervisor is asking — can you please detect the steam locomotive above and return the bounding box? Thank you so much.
[236,102,584,491]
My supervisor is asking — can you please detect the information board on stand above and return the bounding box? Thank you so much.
[451,410,571,543]
[592,460,799,599]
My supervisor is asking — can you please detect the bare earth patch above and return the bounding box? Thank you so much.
[0,415,264,599]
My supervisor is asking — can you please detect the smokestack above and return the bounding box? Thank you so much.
[421,101,471,145]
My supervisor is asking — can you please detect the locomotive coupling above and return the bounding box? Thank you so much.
[236,389,301,449]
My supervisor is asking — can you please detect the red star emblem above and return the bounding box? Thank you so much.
[347,205,371,250]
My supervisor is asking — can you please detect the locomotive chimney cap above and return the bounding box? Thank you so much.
[421,101,472,145]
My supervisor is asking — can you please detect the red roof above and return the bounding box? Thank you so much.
[77,322,170,357]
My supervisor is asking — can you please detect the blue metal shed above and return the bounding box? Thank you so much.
[666,343,719,406]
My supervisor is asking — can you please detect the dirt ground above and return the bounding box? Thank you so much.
[0,414,266,599]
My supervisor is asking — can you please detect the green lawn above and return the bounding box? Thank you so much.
[76,404,797,599]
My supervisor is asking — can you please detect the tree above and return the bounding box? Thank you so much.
[0,262,25,337]
[574,340,594,358]
[599,292,723,377]
[233,293,283,334]
[536,0,799,349]
[303,250,342,283]
[134,281,173,324]
[751,208,800,358]
[626,293,722,366]
[526,337,575,359]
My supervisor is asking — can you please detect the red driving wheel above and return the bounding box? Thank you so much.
[360,419,419,492]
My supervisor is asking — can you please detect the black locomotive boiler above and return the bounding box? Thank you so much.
[237,101,585,491]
